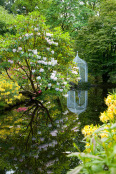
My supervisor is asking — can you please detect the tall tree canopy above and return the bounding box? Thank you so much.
[11,0,51,15]
[45,0,100,37]
[76,0,116,83]
[4,0,100,37]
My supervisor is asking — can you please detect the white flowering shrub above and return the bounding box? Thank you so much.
[0,11,79,98]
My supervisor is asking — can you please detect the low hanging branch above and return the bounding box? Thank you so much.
[5,68,15,82]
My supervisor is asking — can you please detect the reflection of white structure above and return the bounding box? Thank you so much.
[74,51,88,82]
[6,170,15,174]
[67,90,88,115]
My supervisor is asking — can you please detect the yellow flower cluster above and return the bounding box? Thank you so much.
[82,124,98,137]
[105,95,113,106]
[0,77,22,104]
[99,94,116,123]
[0,115,22,139]
[0,125,21,139]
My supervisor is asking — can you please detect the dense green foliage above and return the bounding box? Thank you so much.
[0,6,15,35]
[11,0,51,15]
[0,0,4,6]
[76,0,116,83]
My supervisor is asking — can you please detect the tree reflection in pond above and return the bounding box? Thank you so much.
[0,94,81,174]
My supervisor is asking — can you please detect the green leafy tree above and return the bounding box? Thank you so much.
[11,0,51,15]
[0,11,78,99]
[76,0,116,83]
[45,0,99,37]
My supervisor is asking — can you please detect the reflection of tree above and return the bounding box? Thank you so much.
[21,99,53,148]
[0,94,81,174]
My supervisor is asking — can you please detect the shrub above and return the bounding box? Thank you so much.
[0,73,22,105]
[67,92,116,174]
[0,12,79,99]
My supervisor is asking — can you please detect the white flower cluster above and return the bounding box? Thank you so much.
[43,57,47,61]
[12,47,23,53]
[50,71,57,81]
[8,59,14,64]
[37,60,48,65]
[19,33,35,40]
[37,32,41,36]
[63,81,67,85]
[77,77,81,80]
[19,31,58,47]
[48,83,52,87]
[25,33,33,38]
[19,48,57,67]
[72,70,78,75]
[47,77,65,93]
[37,76,41,80]
[39,68,44,72]
[18,47,22,51]
[73,66,79,70]
[55,88,63,92]
[34,28,39,31]
[71,66,79,75]
[32,49,38,55]
[35,71,66,93]
[32,69,36,73]
[37,57,57,66]
[51,58,57,66]
[51,50,54,54]
[37,55,41,59]
[46,33,53,37]
[46,47,50,51]
[13,49,16,53]
[45,37,58,46]
[45,33,58,46]
[54,80,65,92]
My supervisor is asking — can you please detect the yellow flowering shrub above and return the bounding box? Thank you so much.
[0,73,22,105]
[0,114,23,139]
[68,93,116,174]
[82,93,116,153]
[99,93,116,123]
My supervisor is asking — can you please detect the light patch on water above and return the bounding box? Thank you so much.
[6,170,15,174]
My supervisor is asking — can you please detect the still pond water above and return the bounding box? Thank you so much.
[0,87,115,174]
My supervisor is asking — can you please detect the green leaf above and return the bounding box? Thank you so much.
[111,123,116,129]
[67,166,83,174]
[73,143,81,152]
[67,152,102,159]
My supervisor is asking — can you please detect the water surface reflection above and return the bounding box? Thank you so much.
[0,94,80,174]
[0,87,115,174]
